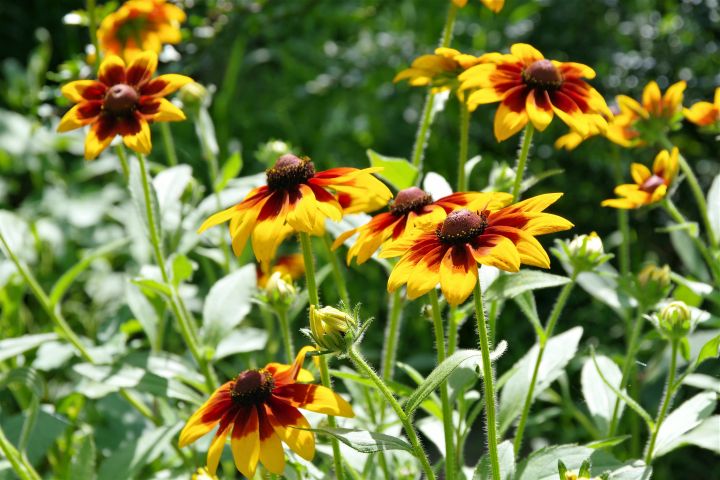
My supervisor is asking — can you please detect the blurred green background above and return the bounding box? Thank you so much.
[1,1,718,478]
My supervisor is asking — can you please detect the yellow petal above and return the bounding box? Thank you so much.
[526,90,554,131]
[267,404,315,461]
[259,420,285,475]
[439,246,478,306]
[61,80,105,103]
[126,51,158,85]
[84,124,114,160]
[206,423,231,475]
[275,384,355,418]
[231,408,260,479]
[494,101,529,141]
[642,81,662,111]
[122,119,152,155]
[510,43,544,61]
[630,163,652,185]
[151,98,186,122]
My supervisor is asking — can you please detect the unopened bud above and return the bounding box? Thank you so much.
[553,232,611,274]
[637,264,671,289]
[568,232,603,256]
[266,271,296,301]
[657,301,693,340]
[310,305,357,353]
[179,81,210,111]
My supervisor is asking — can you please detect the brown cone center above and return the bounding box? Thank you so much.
[266,154,316,190]
[231,369,275,405]
[104,83,139,114]
[390,187,433,216]
[523,59,563,88]
[437,209,487,244]
[640,174,665,193]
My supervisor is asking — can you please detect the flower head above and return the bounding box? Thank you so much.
[451,0,505,13]
[684,87,720,129]
[309,305,358,353]
[601,148,679,209]
[394,48,482,94]
[199,154,392,267]
[257,254,305,289]
[650,301,696,341]
[98,0,185,58]
[333,187,512,264]
[553,231,612,274]
[380,193,572,305]
[57,51,191,159]
[459,44,610,141]
[179,347,354,477]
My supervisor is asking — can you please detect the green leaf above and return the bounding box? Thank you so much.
[0,210,36,264]
[97,423,181,480]
[514,444,593,480]
[366,149,417,190]
[69,432,96,480]
[585,435,631,450]
[660,415,720,455]
[513,291,545,339]
[653,391,717,458]
[215,151,243,192]
[0,334,59,363]
[581,354,624,435]
[575,265,636,314]
[499,328,582,434]
[201,264,256,348]
[694,333,720,368]
[125,280,162,349]
[214,328,269,359]
[405,344,506,416]
[170,254,194,286]
[465,155,483,178]
[2,409,69,466]
[130,277,172,297]
[707,174,720,239]
[473,440,515,480]
[151,164,193,231]
[307,427,413,453]
[485,271,571,302]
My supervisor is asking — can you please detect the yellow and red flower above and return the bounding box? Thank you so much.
[257,253,305,289]
[57,51,191,159]
[199,154,392,267]
[179,347,354,477]
[394,48,482,93]
[684,87,720,128]
[459,44,610,141]
[380,193,573,305]
[602,148,679,209]
[607,80,686,147]
[333,187,512,264]
[451,0,505,13]
[98,0,185,58]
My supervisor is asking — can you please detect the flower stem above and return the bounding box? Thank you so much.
[115,144,130,182]
[348,346,437,480]
[513,278,576,455]
[440,4,459,48]
[322,234,350,306]
[612,152,631,276]
[662,198,720,286]
[0,424,40,480]
[86,0,101,70]
[511,124,535,202]
[136,153,217,392]
[608,309,646,436]
[429,290,456,480]
[447,307,459,355]
[473,279,501,479]
[457,101,471,192]
[381,289,404,381]
[159,122,178,166]
[299,232,344,480]
[644,340,679,463]
[661,137,718,250]
[275,307,294,362]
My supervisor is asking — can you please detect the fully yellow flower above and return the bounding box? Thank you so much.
[57,51,191,159]
[451,0,505,13]
[459,44,611,141]
[380,193,572,305]
[684,87,720,128]
[199,154,392,267]
[394,48,482,94]
[602,148,679,209]
[179,347,354,477]
[98,0,185,58]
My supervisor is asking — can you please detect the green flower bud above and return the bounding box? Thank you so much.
[552,232,613,274]
[309,305,357,353]
[178,81,210,112]
[656,301,694,340]
[263,271,296,308]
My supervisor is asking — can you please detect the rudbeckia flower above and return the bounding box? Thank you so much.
[333,187,512,264]
[179,347,354,477]
[602,148,679,209]
[684,87,720,128]
[394,48,482,93]
[257,253,305,288]
[98,0,185,57]
[608,80,686,147]
[380,193,573,305]
[459,44,611,141]
[199,154,393,267]
[451,0,505,13]
[57,51,191,159]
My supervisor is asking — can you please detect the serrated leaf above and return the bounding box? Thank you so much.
[366,149,417,190]
[308,427,413,453]
[201,264,256,348]
[485,270,571,302]
[652,391,717,458]
[581,355,624,435]
[0,334,59,363]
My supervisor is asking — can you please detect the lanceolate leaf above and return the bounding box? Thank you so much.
[485,270,571,302]
[201,264,256,347]
[307,427,413,453]
[366,149,417,190]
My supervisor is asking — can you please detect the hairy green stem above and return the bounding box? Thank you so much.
[299,232,344,480]
[511,124,535,202]
[159,122,178,166]
[348,347,436,480]
[429,290,456,480]
[473,279,501,479]
[381,289,404,381]
[322,234,350,306]
[115,144,130,182]
[644,340,679,463]
[513,278,576,455]
[275,308,294,363]
[457,99,471,192]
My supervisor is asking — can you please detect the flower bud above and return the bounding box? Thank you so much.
[309,305,357,353]
[552,232,612,274]
[568,232,604,256]
[637,263,671,289]
[656,301,694,340]
[179,81,210,111]
[265,271,296,306]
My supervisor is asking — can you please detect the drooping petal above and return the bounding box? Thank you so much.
[526,89,554,131]
[266,399,315,461]
[470,234,521,272]
[178,382,233,448]
[230,407,260,479]
[206,416,233,474]
[273,384,355,417]
[494,97,529,141]
[251,191,290,264]
[258,409,285,475]
[439,244,478,306]
[85,116,117,160]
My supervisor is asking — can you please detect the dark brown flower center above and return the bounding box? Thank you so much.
[437,209,487,244]
[522,59,563,89]
[231,369,275,406]
[389,187,433,216]
[103,84,139,115]
[266,154,316,191]
[640,174,665,193]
